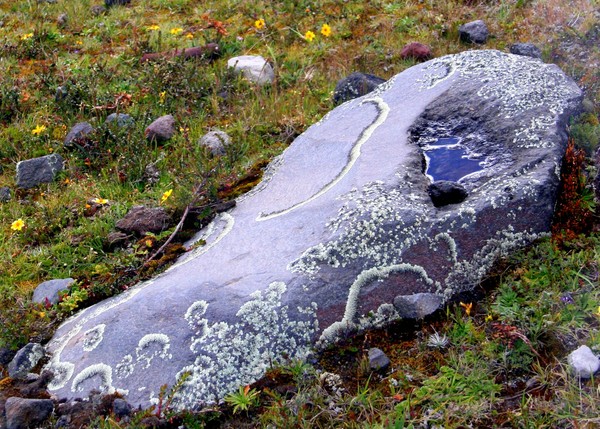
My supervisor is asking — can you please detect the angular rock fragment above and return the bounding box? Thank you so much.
[509,42,542,60]
[568,345,600,378]
[8,343,45,379]
[145,115,175,143]
[64,122,94,149]
[400,42,432,61]
[115,205,170,235]
[227,55,275,86]
[16,154,64,189]
[5,397,54,429]
[333,72,386,105]
[32,278,75,305]
[198,130,231,156]
[459,20,489,44]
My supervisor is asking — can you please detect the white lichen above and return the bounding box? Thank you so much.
[82,324,105,352]
[136,333,172,369]
[71,363,114,393]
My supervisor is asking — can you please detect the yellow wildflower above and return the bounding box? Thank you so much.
[11,218,25,231]
[485,314,493,322]
[159,91,166,104]
[31,125,47,136]
[93,198,109,205]
[161,189,173,204]
[146,24,160,31]
[320,23,332,37]
[170,27,183,35]
[185,33,194,39]
[304,30,316,42]
[460,301,473,316]
[596,306,600,317]
[254,18,266,30]
[145,239,153,248]
[21,33,34,41]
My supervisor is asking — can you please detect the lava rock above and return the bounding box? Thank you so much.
[428,181,468,207]
[32,278,75,305]
[227,55,275,86]
[8,343,45,379]
[198,130,232,156]
[393,293,443,319]
[0,347,16,366]
[5,397,54,429]
[332,72,386,105]
[115,205,170,235]
[105,0,130,7]
[368,348,390,371]
[106,113,134,127]
[112,398,132,419]
[400,42,432,61]
[567,345,600,378]
[459,20,489,44]
[145,115,175,143]
[16,154,64,189]
[0,186,11,202]
[64,122,94,149]
[509,42,542,60]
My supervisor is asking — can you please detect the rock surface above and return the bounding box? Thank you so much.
[509,42,542,59]
[145,115,175,143]
[8,343,45,379]
[16,154,64,189]
[393,293,443,319]
[45,50,581,410]
[333,72,386,105]
[198,130,231,156]
[368,348,390,371]
[4,397,54,429]
[115,206,170,235]
[400,42,432,61]
[428,181,468,207]
[567,345,600,378]
[64,122,94,148]
[227,55,275,86]
[0,186,10,202]
[459,20,489,44]
[106,113,134,127]
[32,278,75,305]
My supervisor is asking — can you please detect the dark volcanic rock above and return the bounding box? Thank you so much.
[106,113,134,127]
[115,206,170,235]
[428,181,468,207]
[64,122,94,149]
[459,20,489,44]
[5,397,54,429]
[400,42,432,61]
[510,42,542,60]
[368,348,390,371]
[45,50,581,410]
[333,72,386,105]
[0,186,10,202]
[8,343,44,379]
[105,0,131,7]
[16,154,64,189]
[145,115,175,143]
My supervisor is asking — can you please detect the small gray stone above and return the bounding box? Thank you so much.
[0,186,11,202]
[55,86,68,102]
[91,5,106,15]
[16,154,64,189]
[112,398,132,418]
[368,348,390,371]
[106,113,134,127]
[198,130,232,157]
[509,43,542,60]
[333,72,386,105]
[64,122,94,148]
[428,181,468,207]
[567,345,600,378]
[227,55,275,86]
[115,205,170,235]
[5,397,54,429]
[32,278,75,305]
[0,347,16,366]
[105,0,131,7]
[57,13,68,28]
[393,293,443,319]
[105,231,130,250]
[8,343,45,379]
[459,20,489,44]
[143,163,160,185]
[145,115,175,143]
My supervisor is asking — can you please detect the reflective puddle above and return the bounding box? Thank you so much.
[424,137,483,182]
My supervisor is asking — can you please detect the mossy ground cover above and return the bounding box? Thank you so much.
[1,0,600,427]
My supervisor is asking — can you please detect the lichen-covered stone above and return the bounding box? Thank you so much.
[45,50,581,411]
[8,343,45,379]
[333,72,386,105]
[16,154,64,189]
[106,113,134,127]
[227,55,275,86]
[198,130,232,156]
[0,186,11,202]
[567,345,600,378]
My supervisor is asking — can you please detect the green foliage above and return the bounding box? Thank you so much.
[224,385,261,414]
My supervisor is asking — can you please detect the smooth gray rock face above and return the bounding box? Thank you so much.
[459,20,489,44]
[227,55,275,86]
[198,130,231,157]
[32,278,75,305]
[567,345,600,378]
[393,293,443,319]
[145,115,175,142]
[5,397,54,429]
[8,343,44,379]
[368,348,390,371]
[16,154,64,189]
[45,50,581,410]
[509,43,542,60]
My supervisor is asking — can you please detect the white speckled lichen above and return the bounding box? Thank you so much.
[71,363,114,393]
[83,324,105,352]
[136,334,173,369]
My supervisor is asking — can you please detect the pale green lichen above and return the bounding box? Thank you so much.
[83,324,105,352]
[46,361,74,390]
[136,333,172,369]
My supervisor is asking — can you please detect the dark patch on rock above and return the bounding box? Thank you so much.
[459,20,489,44]
[509,42,542,59]
[8,343,45,379]
[32,278,75,305]
[400,42,432,61]
[0,347,16,366]
[16,154,64,189]
[112,398,132,419]
[5,397,54,429]
[64,122,94,149]
[145,115,175,143]
[0,186,11,202]
[332,72,386,105]
[115,206,170,235]
[368,348,390,371]
[428,181,468,207]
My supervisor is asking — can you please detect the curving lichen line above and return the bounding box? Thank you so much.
[256,97,390,221]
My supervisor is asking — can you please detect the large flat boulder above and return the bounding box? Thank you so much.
[44,50,581,410]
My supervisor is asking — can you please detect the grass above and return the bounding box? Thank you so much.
[0,0,600,427]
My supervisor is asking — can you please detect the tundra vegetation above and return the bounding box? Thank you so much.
[0,0,599,427]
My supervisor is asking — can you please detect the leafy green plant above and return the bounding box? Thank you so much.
[224,385,261,414]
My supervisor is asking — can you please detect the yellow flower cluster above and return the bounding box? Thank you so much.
[146,24,160,31]
[254,18,266,30]
[11,218,25,231]
[31,124,47,136]
[21,33,34,41]
[170,27,183,35]
[303,24,332,42]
